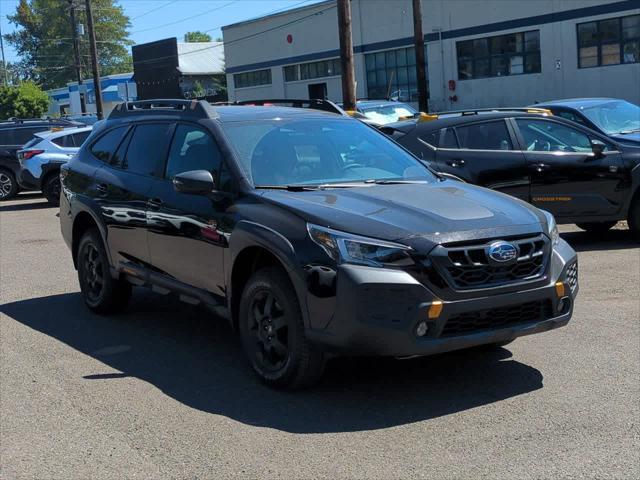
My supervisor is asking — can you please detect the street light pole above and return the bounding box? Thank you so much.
[85,0,104,119]
[69,0,86,113]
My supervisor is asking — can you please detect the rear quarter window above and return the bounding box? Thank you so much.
[90,126,128,163]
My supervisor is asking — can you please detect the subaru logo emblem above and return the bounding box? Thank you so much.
[487,241,518,264]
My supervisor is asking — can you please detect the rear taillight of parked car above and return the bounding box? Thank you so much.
[18,149,44,161]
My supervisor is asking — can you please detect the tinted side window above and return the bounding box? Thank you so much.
[165,125,222,180]
[0,130,12,145]
[52,134,75,147]
[90,126,128,163]
[14,127,48,145]
[556,110,587,126]
[441,128,459,148]
[421,130,439,147]
[456,121,513,150]
[72,131,91,146]
[123,123,173,177]
[516,119,593,152]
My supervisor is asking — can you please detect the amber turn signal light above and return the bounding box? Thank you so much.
[555,281,566,297]
[428,300,443,319]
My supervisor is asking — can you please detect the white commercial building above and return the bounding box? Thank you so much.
[222,0,640,111]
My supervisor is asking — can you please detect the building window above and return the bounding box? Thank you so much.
[283,58,341,82]
[456,30,541,80]
[365,46,425,102]
[233,69,272,89]
[577,14,639,68]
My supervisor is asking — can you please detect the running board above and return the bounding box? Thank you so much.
[120,262,229,319]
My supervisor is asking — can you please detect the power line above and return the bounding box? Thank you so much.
[131,0,239,34]
[131,0,178,21]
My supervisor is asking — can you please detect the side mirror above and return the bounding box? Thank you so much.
[590,139,606,159]
[173,170,216,195]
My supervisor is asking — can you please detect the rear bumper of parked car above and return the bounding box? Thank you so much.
[18,168,40,190]
[306,239,578,357]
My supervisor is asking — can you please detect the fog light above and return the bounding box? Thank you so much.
[557,296,569,313]
[416,321,428,337]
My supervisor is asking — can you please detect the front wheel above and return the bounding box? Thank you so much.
[239,267,325,389]
[0,169,18,201]
[43,174,61,206]
[576,221,617,233]
[77,228,131,313]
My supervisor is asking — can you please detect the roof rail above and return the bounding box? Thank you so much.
[229,98,347,116]
[433,107,553,117]
[108,99,218,120]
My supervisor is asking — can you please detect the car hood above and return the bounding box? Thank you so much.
[259,181,547,248]
[610,132,640,145]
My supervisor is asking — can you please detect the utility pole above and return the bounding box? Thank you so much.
[69,0,86,113]
[0,24,9,86]
[85,0,104,119]
[412,0,428,112]
[337,0,356,111]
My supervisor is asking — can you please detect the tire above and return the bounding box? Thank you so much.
[0,168,18,201]
[42,173,61,206]
[576,221,617,233]
[77,228,131,314]
[239,266,325,389]
[629,197,640,242]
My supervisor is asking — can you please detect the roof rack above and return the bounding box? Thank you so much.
[433,107,553,117]
[108,99,218,119]
[0,117,79,126]
[229,99,347,116]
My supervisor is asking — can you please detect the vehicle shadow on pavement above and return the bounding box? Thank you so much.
[1,291,544,433]
[560,230,637,252]
[0,201,52,212]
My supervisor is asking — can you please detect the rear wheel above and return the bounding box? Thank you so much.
[576,221,617,233]
[239,267,325,389]
[43,173,61,206]
[77,228,131,313]
[0,169,18,201]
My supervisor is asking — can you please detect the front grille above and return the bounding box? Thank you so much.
[430,235,549,290]
[441,300,553,337]
[566,261,578,294]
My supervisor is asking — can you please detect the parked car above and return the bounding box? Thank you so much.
[0,118,81,200]
[532,98,640,146]
[60,99,578,389]
[64,113,99,126]
[17,126,93,205]
[339,99,419,125]
[383,110,640,237]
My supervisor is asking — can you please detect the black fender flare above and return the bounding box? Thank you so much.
[625,162,640,214]
[227,220,311,329]
[69,195,113,270]
[39,161,66,190]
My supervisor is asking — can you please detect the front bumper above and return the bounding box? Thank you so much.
[306,238,578,356]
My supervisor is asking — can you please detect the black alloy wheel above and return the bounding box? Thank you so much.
[43,175,61,206]
[247,290,289,372]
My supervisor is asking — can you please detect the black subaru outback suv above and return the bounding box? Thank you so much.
[382,110,640,237]
[60,100,578,389]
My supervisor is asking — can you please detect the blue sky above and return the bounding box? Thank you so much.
[0,0,325,63]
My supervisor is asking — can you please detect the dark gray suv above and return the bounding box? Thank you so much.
[60,100,579,389]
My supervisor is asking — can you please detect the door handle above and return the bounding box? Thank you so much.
[96,183,108,197]
[446,159,466,168]
[147,198,163,210]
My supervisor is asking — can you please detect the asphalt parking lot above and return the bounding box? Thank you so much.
[1,192,638,479]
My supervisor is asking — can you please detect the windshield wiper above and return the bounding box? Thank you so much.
[617,128,640,134]
[364,179,429,185]
[254,184,320,191]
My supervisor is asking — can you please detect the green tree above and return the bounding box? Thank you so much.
[4,0,132,90]
[0,81,50,119]
[184,31,212,43]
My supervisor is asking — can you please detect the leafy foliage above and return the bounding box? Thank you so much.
[4,0,132,89]
[0,82,50,119]
[184,31,212,43]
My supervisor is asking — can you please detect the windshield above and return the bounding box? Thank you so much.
[361,103,417,125]
[581,100,640,135]
[221,118,434,187]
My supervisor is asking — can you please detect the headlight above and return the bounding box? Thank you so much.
[307,223,414,267]
[541,210,559,245]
